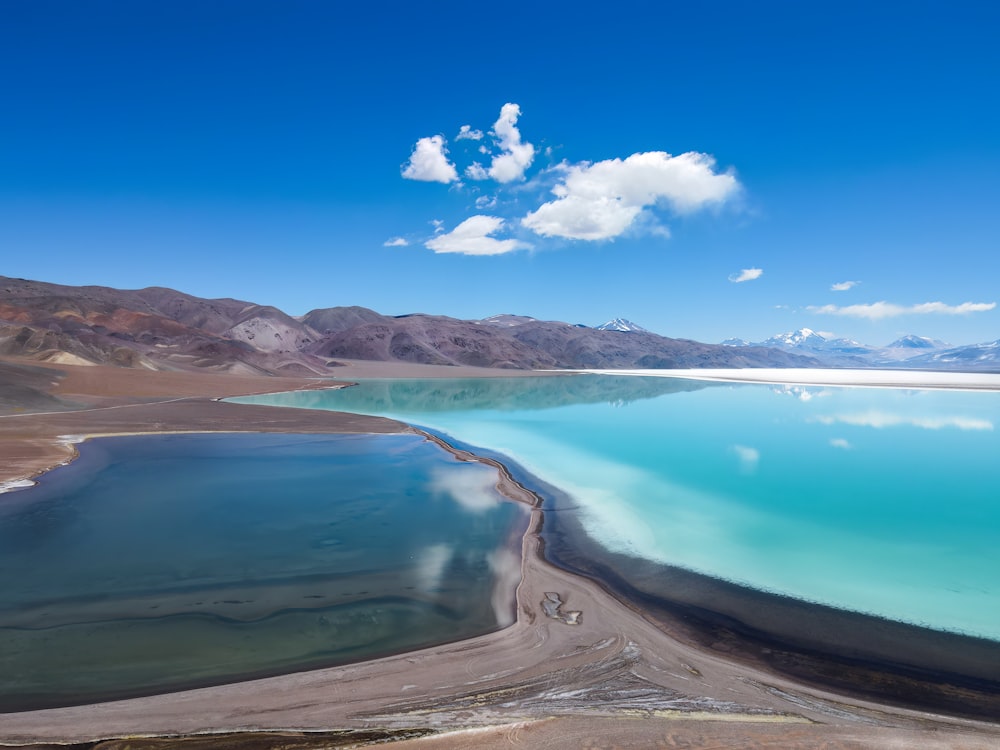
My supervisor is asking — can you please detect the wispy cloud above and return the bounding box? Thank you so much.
[465,162,489,181]
[831,280,859,291]
[817,411,993,431]
[808,300,995,319]
[456,125,483,141]
[523,152,739,241]
[729,267,763,283]
[383,237,408,247]
[401,135,458,183]
[829,438,853,450]
[425,215,531,256]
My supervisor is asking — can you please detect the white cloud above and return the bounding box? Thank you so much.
[729,267,763,283]
[456,125,483,141]
[831,280,859,291]
[808,301,996,320]
[488,103,535,183]
[402,104,742,254]
[522,151,739,241]
[425,215,531,256]
[431,219,445,233]
[817,411,993,431]
[830,438,853,450]
[383,237,408,247]
[401,135,458,183]
[465,162,489,181]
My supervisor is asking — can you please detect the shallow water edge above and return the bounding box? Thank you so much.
[534,464,1000,719]
[404,425,1000,719]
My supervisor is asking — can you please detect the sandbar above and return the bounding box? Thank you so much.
[1,358,999,749]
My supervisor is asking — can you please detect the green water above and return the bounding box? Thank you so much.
[236,376,1000,641]
[0,432,527,711]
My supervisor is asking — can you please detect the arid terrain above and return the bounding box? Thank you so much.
[1,357,999,749]
[0,275,819,375]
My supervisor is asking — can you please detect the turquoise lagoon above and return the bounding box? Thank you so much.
[235,375,1000,642]
[0,432,526,711]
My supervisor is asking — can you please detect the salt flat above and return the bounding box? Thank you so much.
[578,367,1000,390]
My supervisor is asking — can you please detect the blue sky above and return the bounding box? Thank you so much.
[2,1,998,346]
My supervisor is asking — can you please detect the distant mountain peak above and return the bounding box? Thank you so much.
[719,327,1000,369]
[763,328,828,347]
[906,339,1000,367]
[886,334,948,349]
[597,318,649,333]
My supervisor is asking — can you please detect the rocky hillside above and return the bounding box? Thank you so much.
[0,276,329,375]
[0,275,820,374]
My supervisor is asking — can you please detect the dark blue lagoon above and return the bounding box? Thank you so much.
[0,433,528,711]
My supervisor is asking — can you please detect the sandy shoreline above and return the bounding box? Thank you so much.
[2,358,999,748]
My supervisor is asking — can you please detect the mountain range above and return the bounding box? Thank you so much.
[0,276,819,375]
[723,328,1000,369]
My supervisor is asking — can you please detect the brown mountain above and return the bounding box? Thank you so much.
[0,276,329,375]
[312,314,560,369]
[0,275,820,374]
[301,305,390,335]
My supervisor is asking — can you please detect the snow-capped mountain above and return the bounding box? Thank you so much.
[783,329,870,355]
[886,334,948,350]
[761,327,831,349]
[597,318,649,333]
[876,335,951,362]
[728,328,873,357]
[720,328,1000,370]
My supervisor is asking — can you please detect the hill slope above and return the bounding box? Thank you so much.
[1,276,820,373]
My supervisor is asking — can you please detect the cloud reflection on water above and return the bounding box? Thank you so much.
[415,543,453,591]
[487,548,520,627]
[816,411,993,431]
[429,464,501,513]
